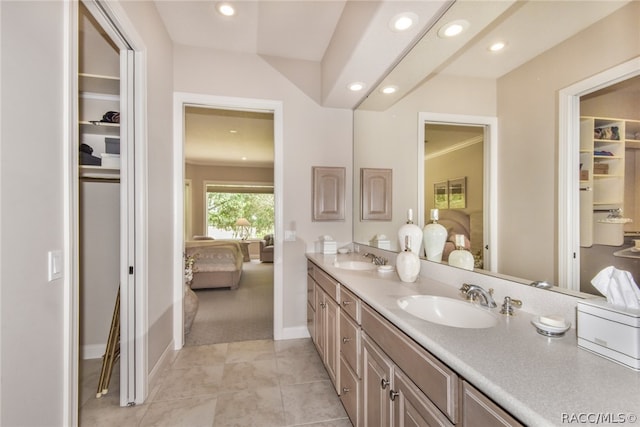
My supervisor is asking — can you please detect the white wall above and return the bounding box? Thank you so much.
[497,2,640,284]
[1,2,67,424]
[173,45,353,330]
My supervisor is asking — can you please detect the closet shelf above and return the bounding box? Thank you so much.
[79,121,120,136]
[79,73,119,95]
[80,165,120,180]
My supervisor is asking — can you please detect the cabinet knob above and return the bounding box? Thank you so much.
[342,300,352,306]
[380,378,390,389]
[342,337,352,344]
[342,387,350,394]
[389,390,399,401]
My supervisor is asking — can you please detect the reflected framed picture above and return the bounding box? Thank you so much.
[434,181,448,209]
[448,177,467,209]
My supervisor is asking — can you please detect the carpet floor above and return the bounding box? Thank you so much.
[185,260,274,346]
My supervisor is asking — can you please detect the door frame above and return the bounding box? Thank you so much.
[64,0,148,423]
[172,92,284,348]
[558,56,640,291]
[417,112,498,272]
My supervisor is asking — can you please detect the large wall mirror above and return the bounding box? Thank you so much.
[353,0,639,294]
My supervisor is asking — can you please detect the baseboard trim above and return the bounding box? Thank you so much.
[81,344,105,360]
[149,339,176,391]
[276,326,310,341]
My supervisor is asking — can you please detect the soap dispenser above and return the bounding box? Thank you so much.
[448,234,474,271]
[423,209,447,262]
[396,236,420,283]
[397,209,422,256]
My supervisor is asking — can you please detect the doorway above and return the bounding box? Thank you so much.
[70,0,148,422]
[183,106,275,345]
[559,57,640,292]
[417,112,498,273]
[172,93,284,349]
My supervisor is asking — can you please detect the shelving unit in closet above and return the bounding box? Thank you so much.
[79,72,121,180]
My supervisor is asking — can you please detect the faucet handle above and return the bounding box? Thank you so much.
[500,296,523,316]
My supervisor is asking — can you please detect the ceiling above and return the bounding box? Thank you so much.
[158,0,632,166]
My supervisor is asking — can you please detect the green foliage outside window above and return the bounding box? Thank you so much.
[206,192,274,238]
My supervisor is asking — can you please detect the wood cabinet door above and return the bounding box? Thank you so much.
[325,296,340,392]
[314,288,325,356]
[312,166,346,221]
[362,334,393,427]
[392,369,454,427]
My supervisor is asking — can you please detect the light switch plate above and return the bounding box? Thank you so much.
[48,250,63,281]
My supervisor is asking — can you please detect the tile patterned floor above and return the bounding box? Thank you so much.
[79,339,352,427]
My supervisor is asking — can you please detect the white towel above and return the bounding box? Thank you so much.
[591,266,640,309]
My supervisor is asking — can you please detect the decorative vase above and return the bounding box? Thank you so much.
[423,209,447,262]
[397,208,423,255]
[396,235,420,282]
[184,282,199,335]
[448,234,475,271]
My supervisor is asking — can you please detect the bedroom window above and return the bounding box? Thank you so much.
[205,185,274,239]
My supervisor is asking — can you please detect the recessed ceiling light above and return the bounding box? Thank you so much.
[229,129,238,133]
[217,2,235,17]
[389,12,418,32]
[348,82,366,92]
[489,41,506,52]
[380,85,398,95]
[437,19,469,38]
[241,156,247,161]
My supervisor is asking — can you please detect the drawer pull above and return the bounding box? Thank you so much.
[389,390,399,401]
[320,302,326,309]
[342,387,350,394]
[380,378,390,389]
[342,337,352,344]
[342,300,352,306]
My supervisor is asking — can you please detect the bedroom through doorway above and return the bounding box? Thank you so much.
[182,106,275,346]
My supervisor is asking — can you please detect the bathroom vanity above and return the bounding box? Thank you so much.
[306,252,640,427]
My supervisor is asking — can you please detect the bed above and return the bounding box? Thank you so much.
[185,240,244,289]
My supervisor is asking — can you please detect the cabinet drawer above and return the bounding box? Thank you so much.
[362,304,459,424]
[314,266,339,301]
[340,286,360,323]
[340,355,361,427]
[340,310,360,376]
[307,275,316,309]
[462,381,523,427]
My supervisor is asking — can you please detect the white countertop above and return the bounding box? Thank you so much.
[307,253,640,427]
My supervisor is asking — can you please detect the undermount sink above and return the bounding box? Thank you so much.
[333,260,377,271]
[397,295,498,329]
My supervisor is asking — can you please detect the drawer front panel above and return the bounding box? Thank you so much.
[462,381,523,427]
[362,304,459,424]
[340,310,360,375]
[340,286,360,323]
[314,266,339,301]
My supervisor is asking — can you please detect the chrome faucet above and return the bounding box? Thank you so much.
[363,253,388,266]
[459,283,497,308]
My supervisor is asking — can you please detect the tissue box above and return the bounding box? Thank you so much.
[315,240,337,255]
[577,299,640,371]
[369,237,391,250]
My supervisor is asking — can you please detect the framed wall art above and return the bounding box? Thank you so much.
[434,181,448,209]
[448,177,467,209]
